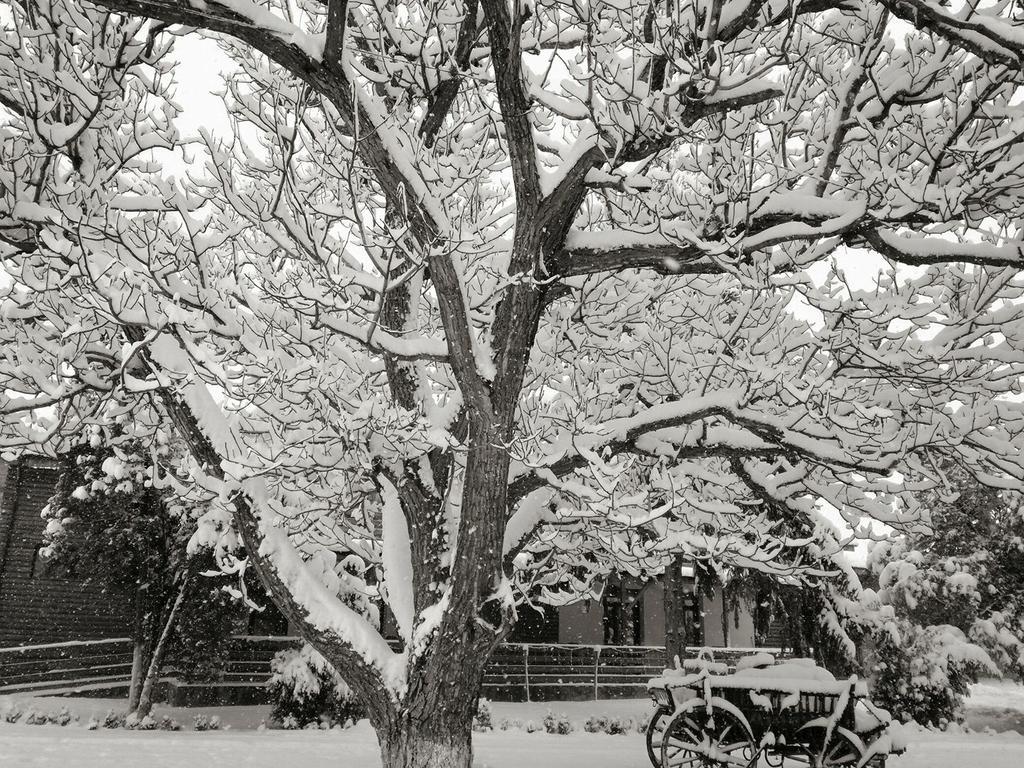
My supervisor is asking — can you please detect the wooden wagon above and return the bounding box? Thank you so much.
[645,659,905,768]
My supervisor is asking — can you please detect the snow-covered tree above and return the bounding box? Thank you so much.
[4,0,1024,765]
[43,427,246,720]
[854,463,1024,725]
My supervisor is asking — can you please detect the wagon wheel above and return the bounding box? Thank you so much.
[646,709,671,767]
[803,727,868,768]
[660,702,756,768]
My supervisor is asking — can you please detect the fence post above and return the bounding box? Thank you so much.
[524,644,530,703]
[593,646,601,700]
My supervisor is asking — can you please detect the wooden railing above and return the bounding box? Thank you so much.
[0,637,134,695]
[0,636,781,701]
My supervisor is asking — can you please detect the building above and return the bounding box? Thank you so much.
[1,457,762,651]
[506,573,760,648]
[0,457,131,646]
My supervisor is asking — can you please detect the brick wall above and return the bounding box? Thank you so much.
[0,459,130,646]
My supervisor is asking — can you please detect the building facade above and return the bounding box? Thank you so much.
[0,458,131,646]
[1,457,762,650]
[508,573,761,648]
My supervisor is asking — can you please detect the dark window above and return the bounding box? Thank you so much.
[603,582,647,645]
[602,583,622,644]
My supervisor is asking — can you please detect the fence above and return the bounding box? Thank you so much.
[0,637,134,695]
[0,637,780,702]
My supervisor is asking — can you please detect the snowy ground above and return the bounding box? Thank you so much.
[2,681,1024,767]
[963,678,1024,734]
[1,716,1024,768]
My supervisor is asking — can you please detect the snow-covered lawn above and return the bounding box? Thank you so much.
[964,678,1024,733]
[3,691,1024,768]
[1,716,1024,768]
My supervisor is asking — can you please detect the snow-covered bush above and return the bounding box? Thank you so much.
[473,699,493,732]
[2,701,24,724]
[22,708,49,726]
[101,711,126,729]
[4,705,78,727]
[193,714,221,731]
[48,707,75,727]
[268,644,364,729]
[124,713,181,731]
[857,468,1024,726]
[125,714,156,730]
[869,624,993,728]
[542,710,573,735]
[607,717,635,735]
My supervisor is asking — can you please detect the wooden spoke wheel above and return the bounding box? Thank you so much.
[660,704,756,768]
[803,728,867,768]
[646,709,671,767]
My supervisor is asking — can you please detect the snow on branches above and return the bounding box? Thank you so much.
[3,0,1024,751]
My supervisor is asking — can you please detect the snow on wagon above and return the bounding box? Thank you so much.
[645,653,907,768]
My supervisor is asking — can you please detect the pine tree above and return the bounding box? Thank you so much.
[856,464,1024,725]
[44,429,246,719]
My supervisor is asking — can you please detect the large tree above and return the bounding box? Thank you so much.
[4,1,1024,766]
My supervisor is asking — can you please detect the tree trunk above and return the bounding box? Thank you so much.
[379,716,473,768]
[134,576,190,720]
[127,584,149,712]
[720,587,730,648]
[664,553,690,667]
[128,640,146,712]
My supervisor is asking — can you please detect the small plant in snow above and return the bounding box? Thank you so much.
[158,715,182,731]
[2,702,23,724]
[498,718,522,731]
[607,717,635,735]
[473,698,493,732]
[524,719,541,733]
[48,707,76,727]
[193,714,220,731]
[126,714,157,730]
[22,708,48,726]
[101,710,126,729]
[582,714,635,735]
[542,710,573,734]
[3,704,78,728]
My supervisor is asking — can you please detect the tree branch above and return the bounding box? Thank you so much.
[478,0,540,209]
[862,228,1024,267]
[418,0,480,148]
[323,0,348,68]
[882,0,1024,69]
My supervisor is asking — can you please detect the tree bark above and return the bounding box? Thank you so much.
[720,585,730,648]
[127,583,154,712]
[379,714,473,768]
[133,575,190,720]
[664,554,691,667]
[128,639,145,712]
